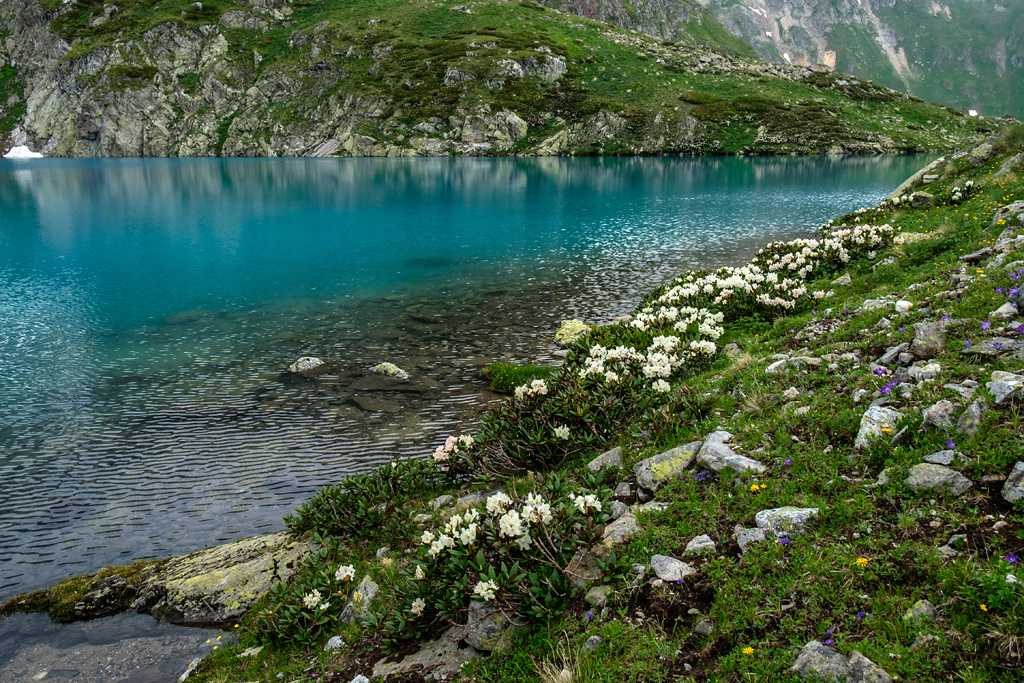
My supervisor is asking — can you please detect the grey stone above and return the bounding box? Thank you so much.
[943,382,976,400]
[898,352,915,364]
[341,576,379,624]
[587,448,624,473]
[610,501,629,519]
[878,343,909,364]
[905,463,973,496]
[614,482,631,498]
[956,399,985,437]
[789,640,849,682]
[685,534,716,553]
[633,441,702,490]
[324,635,344,651]
[431,494,454,509]
[832,273,852,286]
[581,635,602,653]
[602,513,642,546]
[584,585,614,609]
[911,634,938,650]
[991,302,1019,320]
[875,317,892,330]
[634,501,669,513]
[861,298,891,312]
[992,201,1024,228]
[288,356,325,373]
[465,601,518,652]
[352,676,370,683]
[650,555,697,581]
[693,618,714,636]
[847,650,893,683]
[909,362,941,382]
[723,342,742,358]
[987,370,1024,404]
[959,247,994,264]
[696,432,766,474]
[937,544,960,558]
[902,599,936,622]
[964,337,1020,356]
[766,359,791,374]
[910,322,946,359]
[1002,462,1024,503]
[968,141,995,166]
[921,400,955,429]
[854,406,902,450]
[755,507,819,535]
[372,625,478,680]
[923,450,968,467]
[735,526,766,554]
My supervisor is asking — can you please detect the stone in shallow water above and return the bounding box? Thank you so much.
[370,361,409,380]
[555,319,590,347]
[288,356,324,373]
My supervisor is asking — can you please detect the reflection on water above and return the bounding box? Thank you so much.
[0,155,934,599]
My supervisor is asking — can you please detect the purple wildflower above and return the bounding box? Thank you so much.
[875,367,886,376]
[790,329,795,334]
[585,611,594,620]
[965,340,972,348]
[826,629,834,635]
[995,342,1003,350]
[856,611,866,619]
[1011,271,1022,281]
[997,288,1005,294]
[676,579,683,585]
[1010,287,1020,296]
[695,470,709,482]
[824,639,835,645]
[1017,325,1024,335]
[982,321,991,330]
[880,380,898,395]
[1004,553,1019,566]
[784,458,792,466]
[941,315,952,322]
[899,326,905,333]
[946,440,955,448]
[778,537,792,545]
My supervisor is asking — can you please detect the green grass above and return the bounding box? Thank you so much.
[0,64,27,142]
[484,362,560,394]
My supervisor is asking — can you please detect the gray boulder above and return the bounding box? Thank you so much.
[684,534,716,553]
[581,635,602,653]
[372,625,478,679]
[968,141,995,166]
[910,192,933,208]
[991,302,1019,320]
[633,441,702,490]
[341,575,379,624]
[992,200,1024,228]
[602,513,642,546]
[902,599,936,622]
[584,585,614,608]
[288,356,325,373]
[789,640,849,681]
[588,447,624,473]
[956,399,985,437]
[905,463,972,496]
[878,343,909,364]
[696,432,766,474]
[755,507,819,535]
[854,406,902,450]
[987,371,1024,404]
[1002,462,1024,503]
[465,601,518,652]
[921,400,955,430]
[847,650,893,683]
[735,526,766,554]
[650,555,697,581]
[910,322,946,359]
[923,450,968,467]
[610,501,629,519]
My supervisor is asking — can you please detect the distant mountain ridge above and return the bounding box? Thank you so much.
[542,0,1024,118]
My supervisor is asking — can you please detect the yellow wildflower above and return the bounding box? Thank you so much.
[742,646,755,655]
[855,557,869,567]
[980,604,988,612]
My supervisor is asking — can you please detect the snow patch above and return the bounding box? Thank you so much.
[3,145,44,159]
[765,31,772,38]
[968,109,978,117]
[782,52,791,63]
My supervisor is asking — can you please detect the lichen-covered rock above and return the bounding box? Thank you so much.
[464,601,520,652]
[847,650,893,683]
[1002,462,1024,503]
[910,322,946,359]
[146,532,316,626]
[735,526,766,554]
[905,463,972,496]
[987,370,1024,404]
[372,625,478,680]
[288,356,324,374]
[902,599,936,622]
[555,319,591,347]
[956,399,985,437]
[921,400,955,430]
[588,447,624,473]
[340,575,379,624]
[633,441,702,490]
[370,362,409,381]
[755,507,819,535]
[789,640,849,681]
[854,406,902,450]
[685,534,716,553]
[602,513,642,546]
[584,585,614,608]
[696,432,765,474]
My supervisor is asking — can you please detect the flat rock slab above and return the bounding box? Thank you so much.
[588,447,624,473]
[685,534,716,553]
[755,507,819,536]
[923,450,969,467]
[921,400,955,429]
[372,625,478,680]
[987,371,1024,404]
[735,526,766,554]
[906,463,972,496]
[1003,462,1024,503]
[854,406,902,450]
[145,532,316,626]
[696,431,765,474]
[650,555,697,581]
[633,441,702,490]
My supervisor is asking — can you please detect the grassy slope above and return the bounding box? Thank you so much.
[159,133,1024,682]
[20,0,998,155]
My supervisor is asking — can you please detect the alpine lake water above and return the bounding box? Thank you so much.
[0,153,934,680]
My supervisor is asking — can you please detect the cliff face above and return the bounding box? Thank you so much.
[0,0,995,158]
[694,0,1024,118]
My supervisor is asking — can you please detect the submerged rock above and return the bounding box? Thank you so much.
[555,319,591,347]
[370,362,410,381]
[288,356,325,374]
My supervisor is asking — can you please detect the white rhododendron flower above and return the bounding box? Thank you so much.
[486,492,513,515]
[303,589,323,610]
[514,379,549,400]
[334,564,356,582]
[415,565,425,580]
[474,579,498,602]
[421,530,435,545]
[573,493,602,514]
[498,510,524,537]
[554,425,570,439]
[411,597,426,616]
[458,523,478,546]
[514,533,533,550]
[652,379,671,393]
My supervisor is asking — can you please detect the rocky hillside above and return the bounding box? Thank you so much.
[696,0,1024,119]
[0,0,1000,157]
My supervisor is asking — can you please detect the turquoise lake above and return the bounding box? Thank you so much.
[0,154,934,599]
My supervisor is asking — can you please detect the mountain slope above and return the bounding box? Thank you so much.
[0,0,1000,157]
[696,0,1024,118]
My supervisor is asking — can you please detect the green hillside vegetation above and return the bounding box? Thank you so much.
[0,0,1002,155]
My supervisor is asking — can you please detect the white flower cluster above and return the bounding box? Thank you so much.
[474,579,498,602]
[514,379,550,400]
[433,434,474,463]
[554,425,570,439]
[303,588,324,610]
[334,564,355,582]
[569,492,602,514]
[410,597,426,616]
